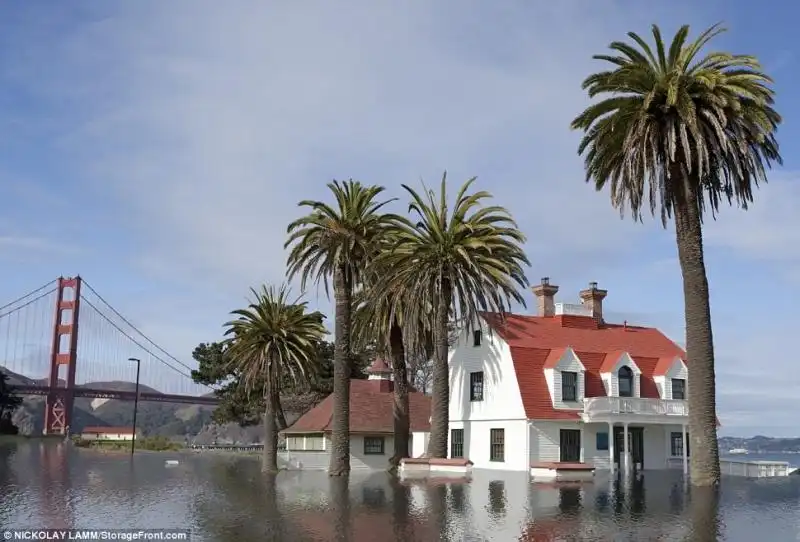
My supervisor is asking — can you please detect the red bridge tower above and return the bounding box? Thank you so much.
[43,276,82,435]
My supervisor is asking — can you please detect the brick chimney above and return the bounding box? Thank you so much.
[579,281,607,322]
[532,277,559,317]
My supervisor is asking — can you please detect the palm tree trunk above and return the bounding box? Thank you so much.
[262,383,279,474]
[427,279,451,458]
[390,321,410,467]
[674,176,720,487]
[272,392,288,431]
[329,266,352,475]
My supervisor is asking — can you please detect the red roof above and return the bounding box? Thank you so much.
[483,313,686,421]
[283,379,431,434]
[82,426,135,434]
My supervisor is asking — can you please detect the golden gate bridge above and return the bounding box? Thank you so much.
[0,276,219,435]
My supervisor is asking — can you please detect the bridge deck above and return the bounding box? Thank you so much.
[10,385,219,406]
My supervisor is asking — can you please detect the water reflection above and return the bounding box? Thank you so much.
[2,441,800,541]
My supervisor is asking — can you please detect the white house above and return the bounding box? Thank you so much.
[447,278,699,476]
[280,358,432,470]
[80,426,137,441]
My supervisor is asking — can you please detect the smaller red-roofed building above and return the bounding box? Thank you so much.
[447,278,695,474]
[280,358,432,470]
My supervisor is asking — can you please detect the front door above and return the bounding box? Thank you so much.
[613,426,644,469]
[559,429,581,462]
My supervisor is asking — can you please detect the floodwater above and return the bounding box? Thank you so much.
[1,441,800,541]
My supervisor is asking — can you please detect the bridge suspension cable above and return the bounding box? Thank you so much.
[0,279,58,317]
[78,293,214,389]
[81,279,204,376]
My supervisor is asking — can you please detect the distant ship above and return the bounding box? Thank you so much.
[728,448,749,454]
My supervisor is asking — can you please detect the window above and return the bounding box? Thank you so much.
[618,366,634,397]
[489,429,504,462]
[670,432,690,457]
[286,436,303,450]
[671,378,686,400]
[561,371,578,401]
[450,429,464,458]
[473,329,482,346]
[470,371,484,401]
[559,429,581,462]
[286,434,324,450]
[596,431,609,451]
[363,436,385,455]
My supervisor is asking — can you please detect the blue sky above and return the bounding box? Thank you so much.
[0,1,798,436]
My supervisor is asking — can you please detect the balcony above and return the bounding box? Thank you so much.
[583,397,688,421]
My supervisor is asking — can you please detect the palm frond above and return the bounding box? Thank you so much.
[571,23,782,225]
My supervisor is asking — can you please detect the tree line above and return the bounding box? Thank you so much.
[191,23,781,489]
[0,372,22,435]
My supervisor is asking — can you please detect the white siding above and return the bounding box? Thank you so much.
[582,423,612,469]
[411,431,428,458]
[350,434,394,470]
[448,323,527,423]
[530,421,579,463]
[450,419,529,471]
[280,434,396,471]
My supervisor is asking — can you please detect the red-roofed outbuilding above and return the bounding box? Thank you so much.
[280,358,432,470]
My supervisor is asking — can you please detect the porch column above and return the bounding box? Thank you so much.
[579,423,585,463]
[623,422,630,473]
[681,423,688,475]
[607,422,614,473]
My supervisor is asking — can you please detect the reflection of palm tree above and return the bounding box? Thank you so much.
[426,483,448,539]
[195,461,294,541]
[0,443,15,517]
[689,485,721,541]
[329,475,351,542]
[390,477,411,540]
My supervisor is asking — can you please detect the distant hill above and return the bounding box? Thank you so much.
[719,435,800,453]
[2,367,323,443]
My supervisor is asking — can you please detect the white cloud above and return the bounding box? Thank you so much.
[6,2,800,434]
[704,173,800,266]
[31,1,704,290]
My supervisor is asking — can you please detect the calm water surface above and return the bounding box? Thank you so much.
[1,441,799,541]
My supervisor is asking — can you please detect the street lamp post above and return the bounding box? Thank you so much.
[128,358,141,456]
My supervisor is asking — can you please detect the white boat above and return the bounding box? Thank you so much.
[165,460,180,466]
[728,448,749,454]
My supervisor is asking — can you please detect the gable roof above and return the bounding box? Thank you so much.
[483,313,686,420]
[282,379,432,434]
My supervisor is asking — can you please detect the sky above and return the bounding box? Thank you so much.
[0,1,798,437]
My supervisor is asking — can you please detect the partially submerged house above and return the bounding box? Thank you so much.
[280,358,432,470]
[447,278,693,475]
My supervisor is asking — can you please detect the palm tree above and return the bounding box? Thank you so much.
[376,173,529,457]
[571,24,781,486]
[286,180,400,475]
[223,285,326,473]
[352,282,418,467]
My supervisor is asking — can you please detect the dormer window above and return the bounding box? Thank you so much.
[473,330,482,347]
[618,366,634,397]
[561,371,578,401]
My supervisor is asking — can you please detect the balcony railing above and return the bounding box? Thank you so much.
[583,397,688,418]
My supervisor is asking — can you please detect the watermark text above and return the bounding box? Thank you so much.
[3,530,189,541]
